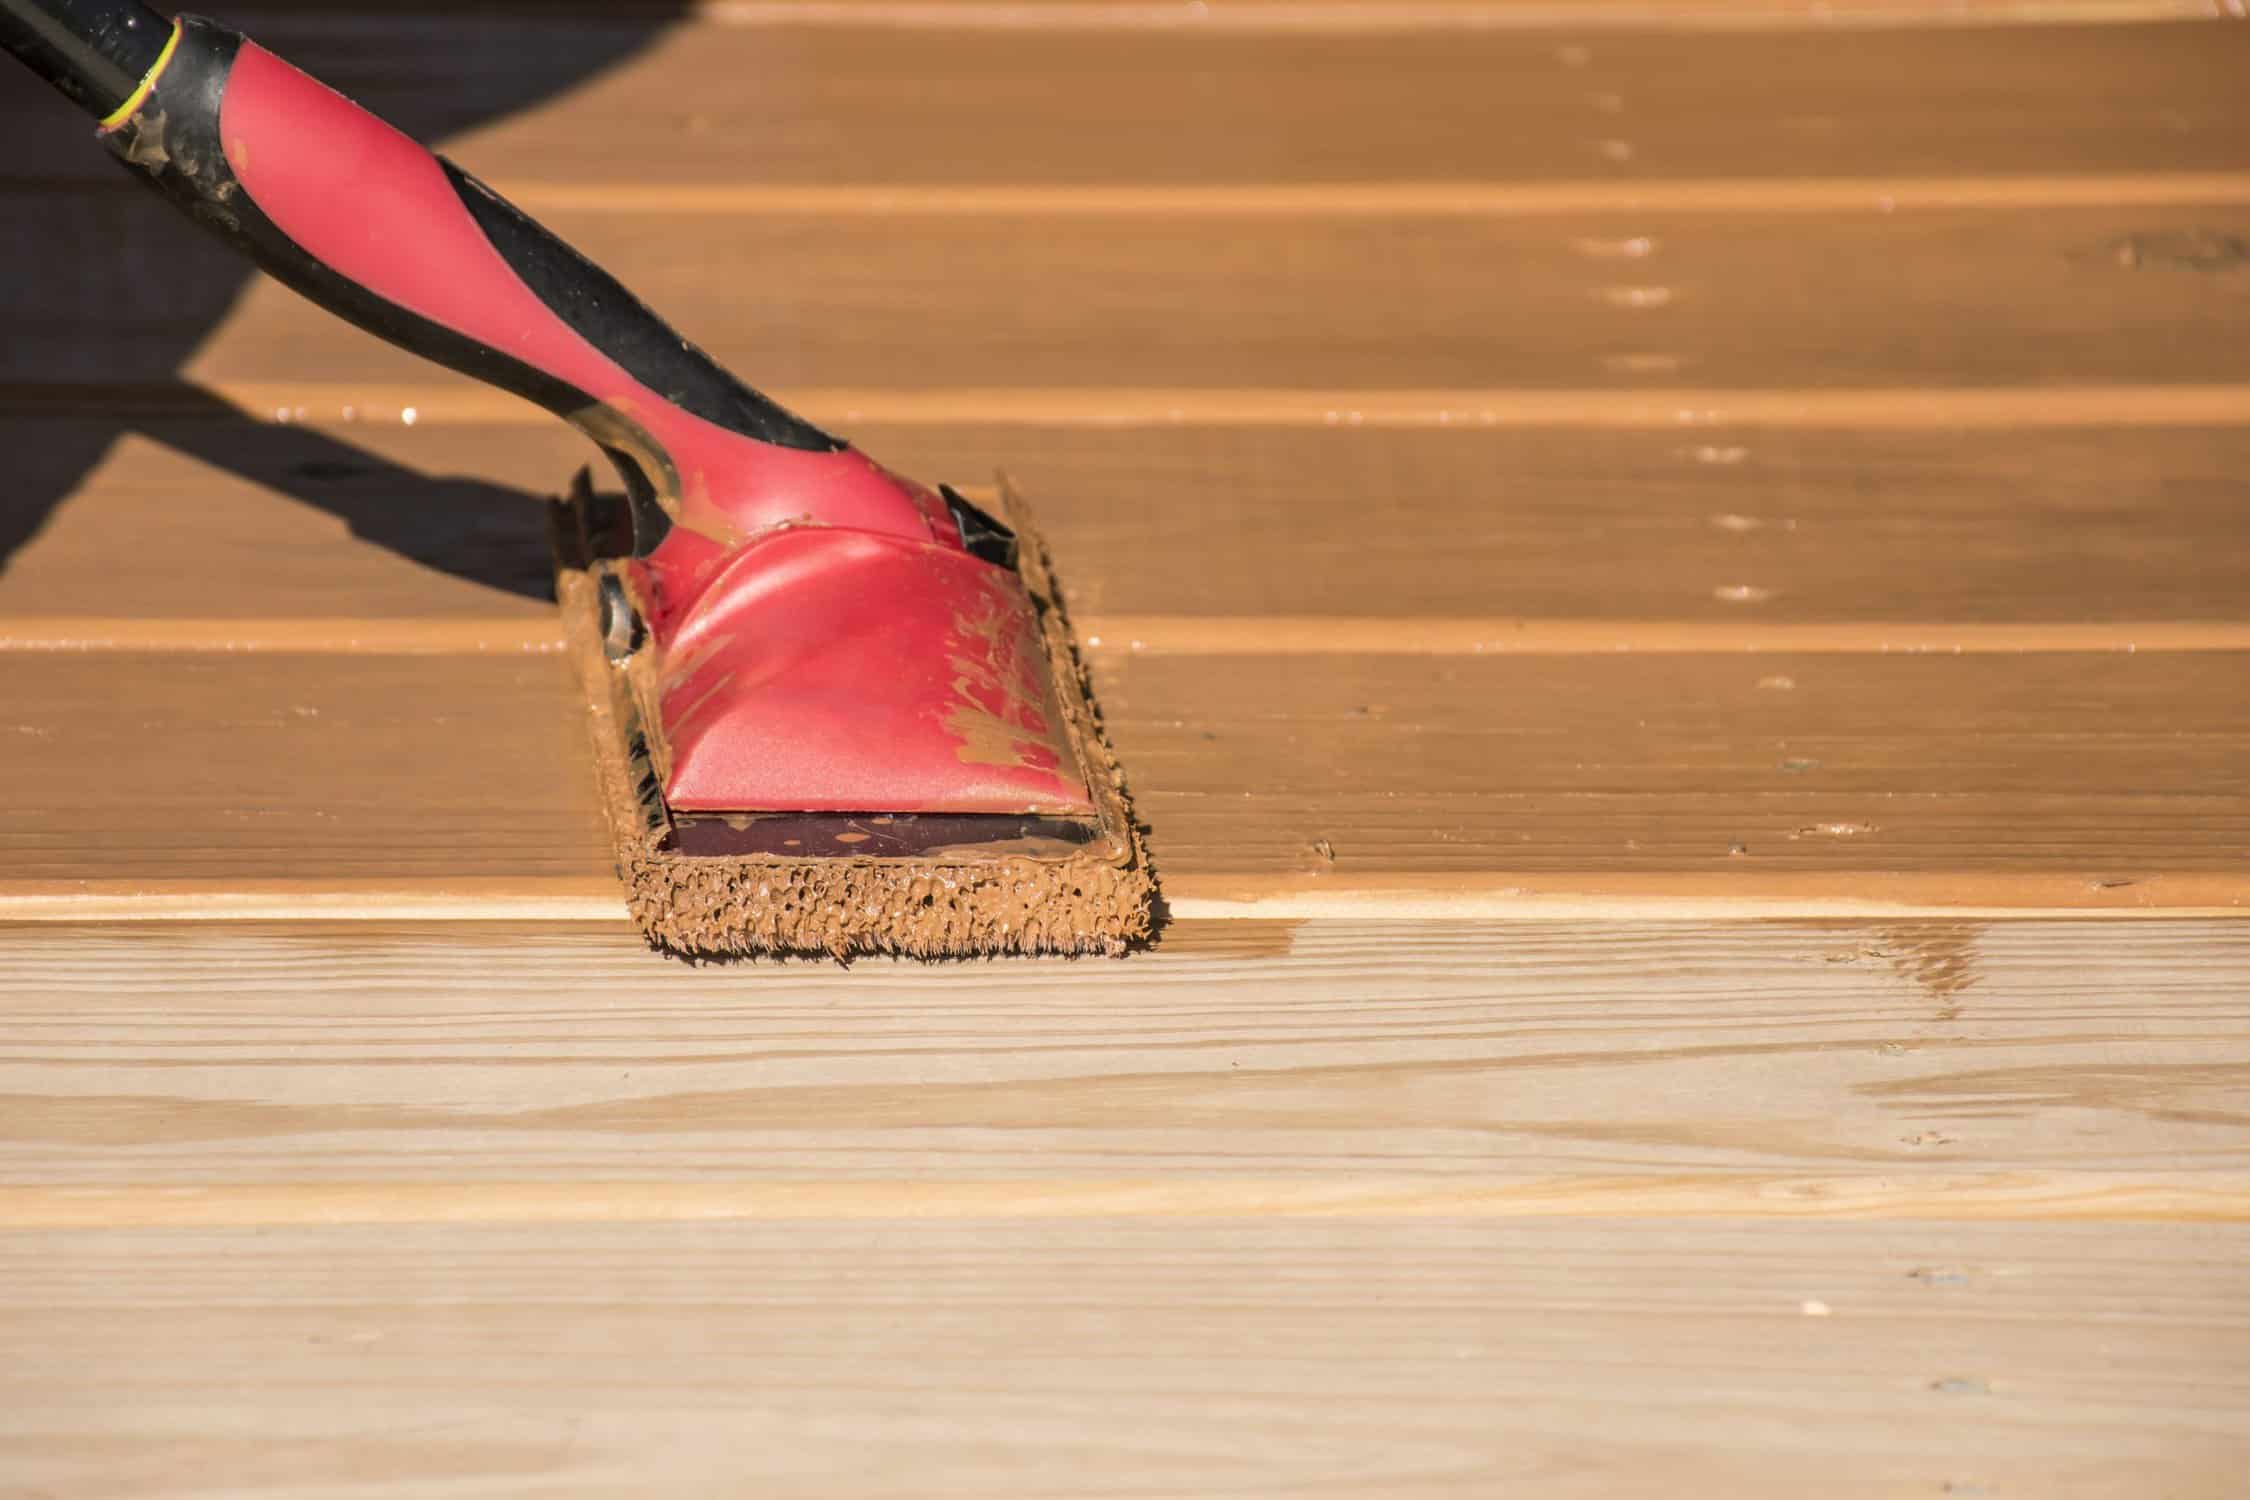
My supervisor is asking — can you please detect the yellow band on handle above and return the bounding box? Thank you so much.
[97,18,183,131]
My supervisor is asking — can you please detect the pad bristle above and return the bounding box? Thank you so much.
[622,841,1151,959]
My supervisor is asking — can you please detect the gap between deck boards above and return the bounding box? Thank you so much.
[5,618,2250,655]
[217,2,2237,32]
[487,173,2250,217]
[550,2,2241,34]
[31,173,2250,216]
[35,384,2250,429]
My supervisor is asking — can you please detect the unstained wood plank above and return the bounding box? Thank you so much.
[0,1218,2243,1497]
[0,919,2245,1215]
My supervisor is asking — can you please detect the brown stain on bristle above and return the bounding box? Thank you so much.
[943,659,1043,770]
[568,401,746,551]
[676,463,751,551]
[942,570,1076,776]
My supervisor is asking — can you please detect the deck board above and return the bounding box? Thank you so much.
[6,420,2249,632]
[0,654,608,890]
[2,649,2244,906]
[1097,649,2250,894]
[12,205,2219,394]
[8,17,2234,187]
[1,5,2244,1492]
[0,919,2243,1213]
[3,1218,2243,1498]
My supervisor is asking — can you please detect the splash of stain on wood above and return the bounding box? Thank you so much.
[1824,924,1985,1022]
[1877,923,1985,1023]
[1154,919,1303,960]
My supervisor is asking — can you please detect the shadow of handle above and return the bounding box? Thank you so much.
[144,381,560,602]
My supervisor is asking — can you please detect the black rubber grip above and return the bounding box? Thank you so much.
[0,0,172,117]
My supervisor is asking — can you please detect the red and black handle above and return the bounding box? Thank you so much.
[2,1,969,623]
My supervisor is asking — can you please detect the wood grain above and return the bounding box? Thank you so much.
[1,2,2245,1488]
[13,19,2242,192]
[0,920,2243,1216]
[62,383,2250,429]
[10,17,2240,203]
[234,19,2250,186]
[0,653,609,890]
[52,205,2230,396]
[1,650,2245,905]
[0,1218,2241,1498]
[498,176,2250,217]
[1093,649,2250,889]
[0,420,573,628]
[7,419,2249,631]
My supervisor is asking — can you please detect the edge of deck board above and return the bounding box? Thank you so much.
[0,873,2240,917]
[8,618,2250,655]
[34,383,2248,429]
[5,1174,2247,1227]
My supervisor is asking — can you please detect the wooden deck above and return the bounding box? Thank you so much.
[3,2,2247,1493]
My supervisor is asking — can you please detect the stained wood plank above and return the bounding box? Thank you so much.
[0,1218,2244,1498]
[0,920,2244,1213]
[2,649,2245,904]
[14,17,2237,188]
[213,0,2242,19]
[413,20,2250,189]
[7,420,2250,631]
[1093,649,2250,890]
[0,422,570,627]
[0,653,609,890]
[1,205,2212,394]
